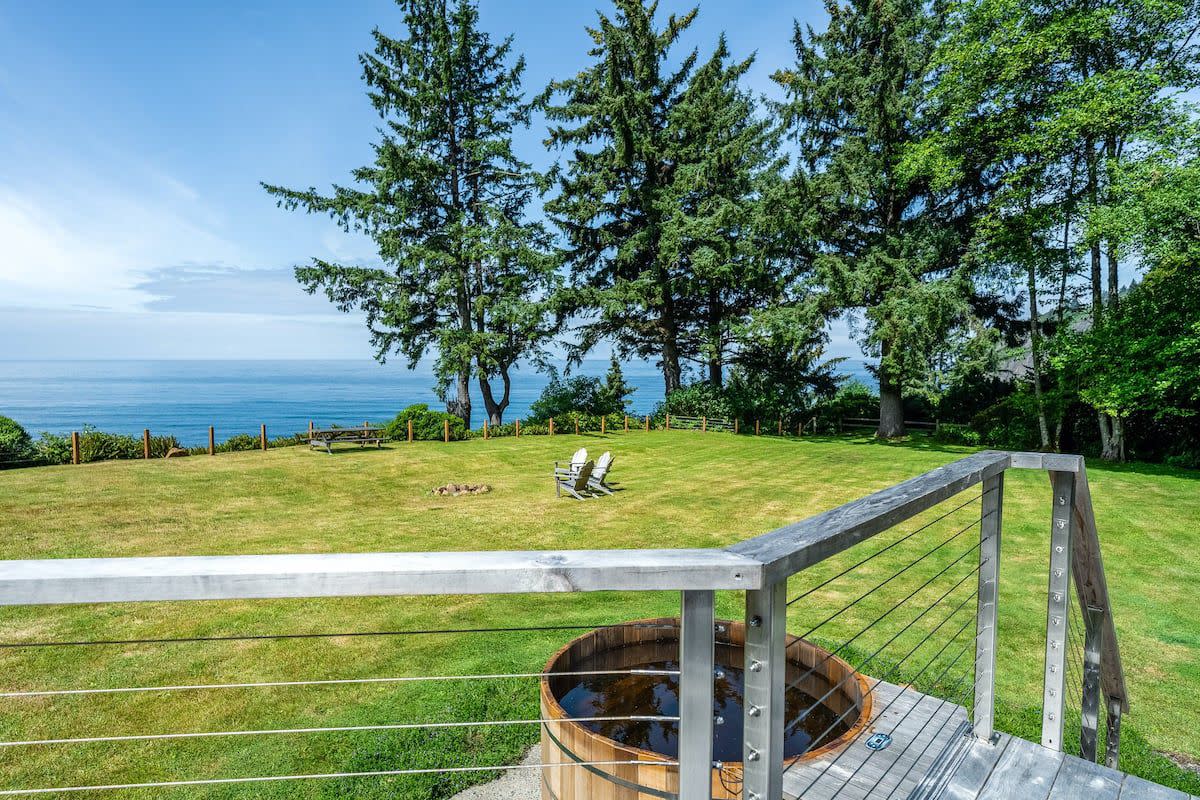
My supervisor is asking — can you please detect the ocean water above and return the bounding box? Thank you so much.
[0,359,875,448]
[0,360,668,447]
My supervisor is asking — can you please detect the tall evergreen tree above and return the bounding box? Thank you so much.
[263,0,556,426]
[775,0,977,439]
[661,37,790,387]
[544,2,780,395]
[542,1,700,395]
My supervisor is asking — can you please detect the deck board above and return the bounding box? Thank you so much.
[776,676,1184,800]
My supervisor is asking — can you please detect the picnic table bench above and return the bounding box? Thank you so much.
[308,426,387,454]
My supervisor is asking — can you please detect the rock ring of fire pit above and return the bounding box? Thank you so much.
[432,483,492,496]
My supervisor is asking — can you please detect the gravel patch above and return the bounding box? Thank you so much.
[449,745,541,800]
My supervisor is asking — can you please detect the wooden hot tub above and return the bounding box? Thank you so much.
[539,618,871,800]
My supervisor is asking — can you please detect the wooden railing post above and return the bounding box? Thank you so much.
[679,590,715,800]
[408,420,414,442]
[734,418,739,435]
[777,418,782,436]
[443,419,449,443]
[1042,470,1076,751]
[644,415,649,432]
[143,429,150,459]
[666,414,671,431]
[515,419,521,438]
[71,431,80,465]
[575,417,580,436]
[549,418,554,436]
[483,420,488,440]
[601,416,606,435]
[208,426,215,456]
[974,472,1003,742]
[260,425,267,451]
[701,416,707,432]
[755,419,760,436]
[743,580,786,800]
[624,414,629,432]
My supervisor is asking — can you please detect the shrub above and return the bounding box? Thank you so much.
[657,383,734,420]
[33,432,73,465]
[217,433,261,453]
[384,404,468,441]
[77,428,142,463]
[0,416,33,463]
[147,435,181,458]
[929,422,981,446]
[969,390,1045,450]
[528,361,633,422]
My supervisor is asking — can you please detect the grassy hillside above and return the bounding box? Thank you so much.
[0,432,1196,796]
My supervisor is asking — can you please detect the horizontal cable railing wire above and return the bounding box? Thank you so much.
[0,759,679,797]
[0,714,679,748]
[0,668,679,699]
[0,620,684,649]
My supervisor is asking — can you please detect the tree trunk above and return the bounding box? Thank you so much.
[1027,263,1051,450]
[877,338,906,439]
[707,285,723,387]
[657,265,683,395]
[477,366,511,427]
[450,368,472,428]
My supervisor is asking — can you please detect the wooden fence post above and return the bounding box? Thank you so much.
[515,419,521,438]
[702,416,707,432]
[624,415,629,432]
[444,419,449,443]
[601,416,606,435]
[260,424,267,451]
[798,419,803,437]
[778,418,783,436]
[575,417,580,436]
[549,418,555,436]
[734,418,739,435]
[408,420,414,442]
[209,426,216,456]
[143,429,151,459]
[666,414,671,431]
[71,431,80,465]
[645,415,650,432]
[755,419,760,436]
[483,420,489,440]
[309,421,314,437]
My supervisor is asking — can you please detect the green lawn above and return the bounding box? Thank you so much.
[0,432,1197,797]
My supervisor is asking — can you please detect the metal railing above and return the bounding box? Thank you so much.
[0,451,1128,798]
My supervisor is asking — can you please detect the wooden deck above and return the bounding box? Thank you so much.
[783,680,1194,800]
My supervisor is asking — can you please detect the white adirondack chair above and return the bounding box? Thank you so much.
[553,448,591,498]
[587,451,615,495]
[555,460,595,500]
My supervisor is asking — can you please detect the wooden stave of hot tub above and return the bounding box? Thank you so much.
[539,617,872,800]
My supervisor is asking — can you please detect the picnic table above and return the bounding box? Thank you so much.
[308,426,387,454]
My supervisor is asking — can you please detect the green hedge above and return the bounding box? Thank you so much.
[0,416,33,464]
[384,404,469,441]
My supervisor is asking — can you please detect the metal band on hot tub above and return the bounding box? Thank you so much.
[541,721,678,799]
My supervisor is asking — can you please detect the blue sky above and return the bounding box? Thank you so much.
[0,0,866,368]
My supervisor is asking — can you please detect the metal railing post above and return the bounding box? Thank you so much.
[1041,470,1076,751]
[973,472,1003,742]
[1081,604,1104,761]
[1105,698,1122,769]
[743,580,786,800]
[679,590,715,800]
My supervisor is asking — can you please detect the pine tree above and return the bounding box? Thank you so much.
[263,0,556,426]
[663,36,791,387]
[542,0,701,395]
[775,0,976,439]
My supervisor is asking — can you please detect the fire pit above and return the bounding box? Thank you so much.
[432,483,492,496]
